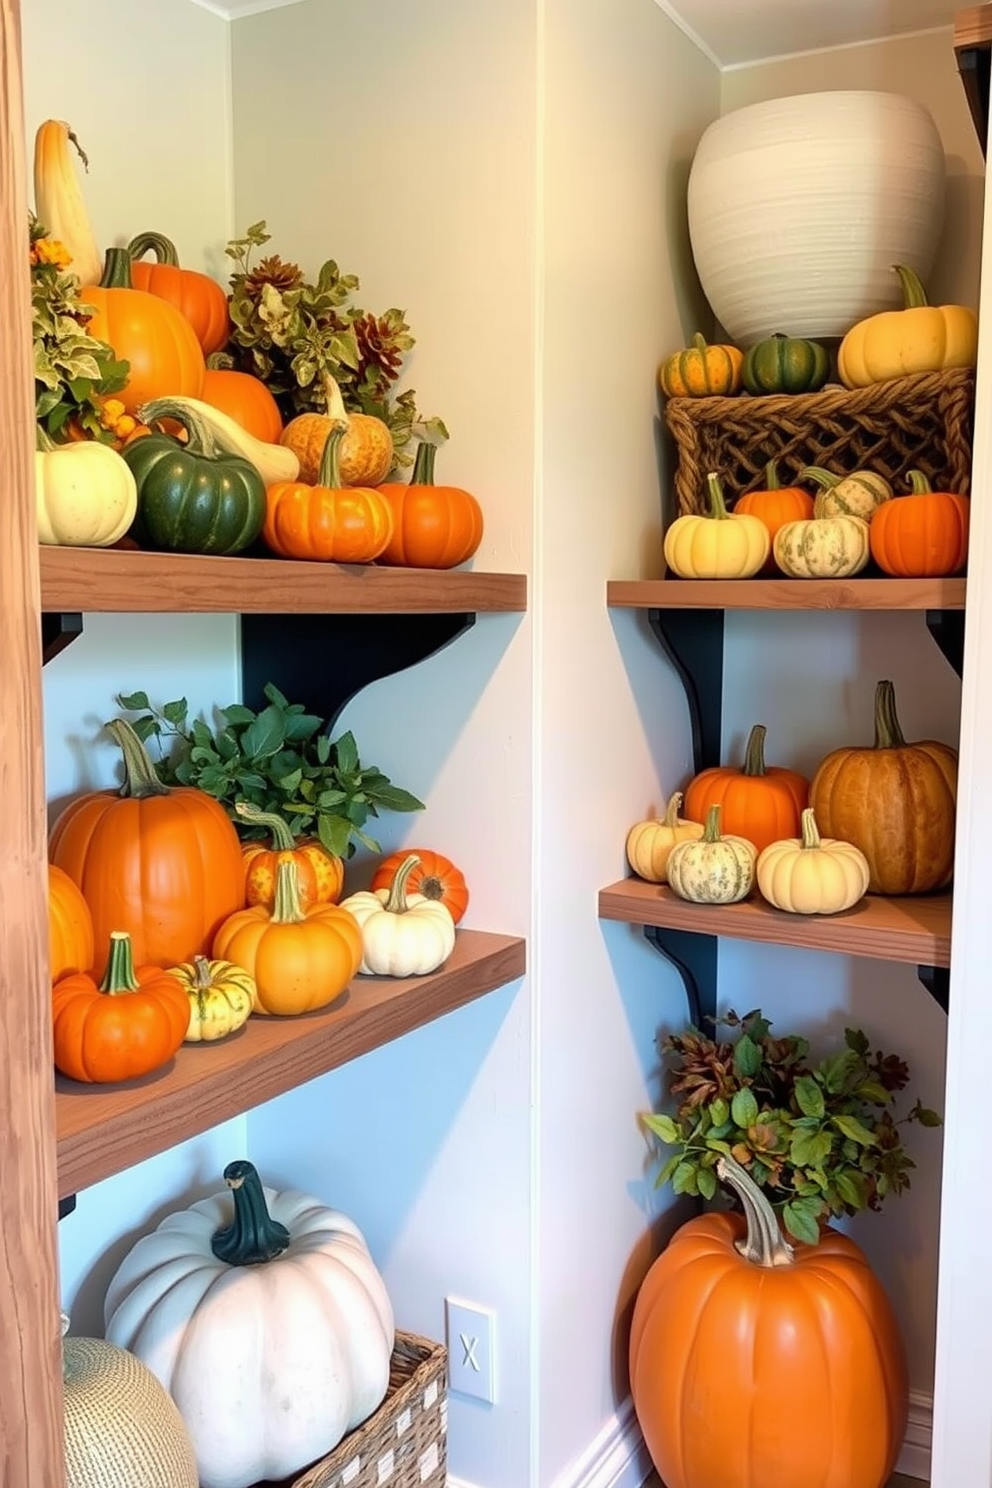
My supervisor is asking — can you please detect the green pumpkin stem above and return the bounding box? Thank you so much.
[691,332,709,353]
[235,801,297,850]
[98,245,137,290]
[701,804,723,844]
[873,680,906,750]
[127,231,180,267]
[764,461,781,490]
[98,932,141,995]
[799,808,822,851]
[800,465,840,492]
[384,853,421,914]
[716,1154,795,1267]
[741,723,769,778]
[105,718,171,799]
[136,397,218,459]
[271,859,307,924]
[704,472,730,521]
[211,1159,291,1266]
[907,469,932,496]
[191,955,214,990]
[410,441,437,486]
[894,264,929,310]
[316,425,348,489]
[662,791,684,829]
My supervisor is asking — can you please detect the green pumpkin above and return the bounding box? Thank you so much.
[123,405,266,556]
[742,333,831,396]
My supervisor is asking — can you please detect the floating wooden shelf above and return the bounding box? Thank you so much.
[55,929,525,1199]
[598,879,951,968]
[607,575,966,611]
[955,5,992,153]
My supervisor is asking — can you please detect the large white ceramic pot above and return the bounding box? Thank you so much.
[687,91,946,346]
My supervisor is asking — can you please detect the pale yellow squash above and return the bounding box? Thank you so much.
[625,791,704,883]
[664,472,769,579]
[773,514,870,579]
[666,805,756,905]
[756,808,870,915]
[35,430,137,546]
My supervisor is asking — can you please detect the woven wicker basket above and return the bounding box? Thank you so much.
[258,1333,447,1488]
[664,367,975,516]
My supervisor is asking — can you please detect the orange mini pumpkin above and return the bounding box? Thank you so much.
[127,231,230,357]
[201,366,284,443]
[376,443,484,570]
[237,802,344,909]
[263,425,394,563]
[280,373,393,486]
[684,723,808,854]
[869,469,969,577]
[734,461,814,571]
[48,863,94,983]
[371,848,469,925]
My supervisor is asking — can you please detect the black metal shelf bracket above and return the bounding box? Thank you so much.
[58,1193,77,1222]
[926,610,965,678]
[42,612,83,666]
[917,964,950,1014]
[644,924,717,1030]
[647,608,724,774]
[241,611,476,731]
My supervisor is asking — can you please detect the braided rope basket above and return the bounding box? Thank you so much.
[665,367,975,516]
[263,1333,447,1488]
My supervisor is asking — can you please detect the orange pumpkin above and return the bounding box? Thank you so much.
[869,469,970,577]
[48,863,94,983]
[263,425,394,563]
[201,366,284,443]
[80,247,205,416]
[630,1154,908,1488]
[684,724,808,854]
[213,859,362,1016]
[376,442,484,569]
[127,231,230,356]
[371,848,469,925]
[52,930,191,1083]
[280,374,393,486]
[734,461,814,572]
[48,718,245,977]
[809,679,958,894]
[237,802,344,909]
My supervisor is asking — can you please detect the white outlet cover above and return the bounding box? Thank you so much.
[445,1298,496,1405]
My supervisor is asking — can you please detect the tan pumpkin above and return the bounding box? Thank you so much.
[756,808,870,915]
[801,465,892,523]
[664,473,769,580]
[280,374,393,486]
[773,514,871,578]
[625,791,704,884]
[666,805,756,905]
[809,679,958,895]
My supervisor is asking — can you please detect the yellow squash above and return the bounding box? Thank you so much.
[625,791,704,884]
[838,265,978,387]
[166,955,256,1042]
[664,472,769,579]
[33,120,103,287]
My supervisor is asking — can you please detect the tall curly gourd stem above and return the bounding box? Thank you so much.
[270,859,307,924]
[799,808,822,850]
[663,791,684,829]
[104,718,171,799]
[741,723,769,778]
[127,231,181,266]
[383,854,421,914]
[132,397,219,459]
[893,264,929,309]
[235,800,298,850]
[211,1159,291,1265]
[704,472,730,521]
[98,932,141,995]
[715,1154,795,1267]
[701,805,722,844]
[873,680,906,750]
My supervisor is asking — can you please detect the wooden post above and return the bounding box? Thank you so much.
[0,1,66,1482]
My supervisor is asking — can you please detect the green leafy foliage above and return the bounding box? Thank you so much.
[644,1008,941,1242]
[116,685,424,860]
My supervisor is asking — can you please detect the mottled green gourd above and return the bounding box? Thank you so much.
[742,333,831,395]
[666,804,756,904]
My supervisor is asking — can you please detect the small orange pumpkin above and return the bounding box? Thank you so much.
[659,333,743,398]
[263,425,394,563]
[869,469,970,577]
[127,232,230,357]
[684,723,809,854]
[280,374,393,486]
[376,442,484,569]
[213,859,363,1016]
[48,863,95,983]
[371,848,469,924]
[734,461,815,572]
[201,366,284,443]
[237,802,344,909]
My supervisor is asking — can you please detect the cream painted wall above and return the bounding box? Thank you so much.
[21,0,245,1337]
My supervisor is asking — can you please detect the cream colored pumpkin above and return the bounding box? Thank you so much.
[802,465,892,522]
[756,808,870,915]
[339,853,456,976]
[664,472,769,579]
[35,431,137,546]
[773,514,871,578]
[625,791,704,883]
[104,1160,395,1488]
[666,804,757,904]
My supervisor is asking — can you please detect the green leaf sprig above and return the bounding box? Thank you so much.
[643,1008,941,1244]
[117,684,424,860]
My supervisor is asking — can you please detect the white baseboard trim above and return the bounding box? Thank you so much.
[897,1391,932,1481]
[448,1479,484,1488]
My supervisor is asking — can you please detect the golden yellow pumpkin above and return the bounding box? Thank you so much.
[659,334,743,398]
[280,373,393,486]
[838,265,978,388]
[664,473,769,579]
[756,808,870,915]
[625,791,704,884]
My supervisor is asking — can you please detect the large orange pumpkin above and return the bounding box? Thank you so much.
[201,366,283,443]
[263,425,394,563]
[48,863,94,983]
[127,231,230,357]
[809,679,958,894]
[213,859,362,1016]
[370,847,469,924]
[376,442,484,569]
[684,724,809,854]
[48,719,245,977]
[869,469,970,578]
[79,247,205,416]
[630,1154,908,1488]
[236,802,344,910]
[52,930,191,1083]
[279,373,393,486]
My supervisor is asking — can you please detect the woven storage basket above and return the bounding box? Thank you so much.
[665,367,975,516]
[260,1332,447,1488]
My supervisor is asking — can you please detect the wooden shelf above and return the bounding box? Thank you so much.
[599,879,951,967]
[607,575,966,611]
[55,929,525,1198]
[39,546,527,615]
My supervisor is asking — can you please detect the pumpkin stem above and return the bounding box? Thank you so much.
[192,955,214,990]
[741,723,769,778]
[907,469,932,497]
[410,441,436,486]
[321,373,349,424]
[799,465,839,492]
[98,931,141,995]
[704,472,730,521]
[691,332,709,353]
[799,807,822,850]
[662,790,684,829]
[384,853,421,914]
[211,1159,291,1266]
[235,800,297,850]
[127,231,180,267]
[873,680,906,750]
[701,804,722,844]
[136,397,218,459]
[98,245,137,290]
[893,263,929,310]
[316,425,348,489]
[105,718,171,799]
[270,859,307,924]
[716,1154,795,1266]
[764,461,781,490]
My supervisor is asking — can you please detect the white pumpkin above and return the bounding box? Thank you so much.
[35,431,138,546]
[666,804,756,904]
[340,853,456,976]
[756,807,870,914]
[772,514,871,578]
[104,1160,395,1488]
